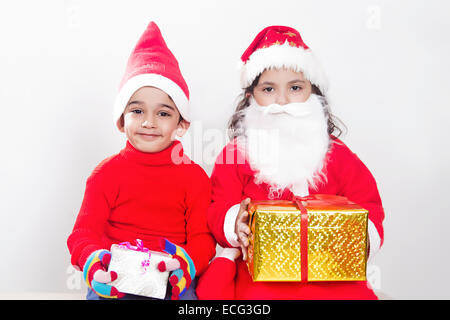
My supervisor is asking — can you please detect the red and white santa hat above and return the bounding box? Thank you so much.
[240,25,328,94]
[113,21,190,129]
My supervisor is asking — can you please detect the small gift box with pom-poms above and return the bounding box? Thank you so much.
[108,239,172,299]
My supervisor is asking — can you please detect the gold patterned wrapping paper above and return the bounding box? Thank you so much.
[247,195,368,282]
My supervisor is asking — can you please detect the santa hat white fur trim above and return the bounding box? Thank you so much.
[113,73,190,129]
[240,41,328,94]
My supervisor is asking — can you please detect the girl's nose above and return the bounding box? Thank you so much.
[275,91,289,105]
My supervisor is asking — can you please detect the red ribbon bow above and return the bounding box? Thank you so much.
[118,239,152,272]
[119,239,149,253]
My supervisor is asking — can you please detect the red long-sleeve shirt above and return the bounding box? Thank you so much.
[67,140,216,275]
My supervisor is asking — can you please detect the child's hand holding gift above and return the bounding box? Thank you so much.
[235,198,252,261]
[83,249,125,299]
[157,238,196,300]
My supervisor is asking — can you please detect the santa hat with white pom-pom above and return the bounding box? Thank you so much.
[239,25,328,94]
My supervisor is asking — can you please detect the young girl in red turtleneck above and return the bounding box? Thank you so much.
[67,22,215,300]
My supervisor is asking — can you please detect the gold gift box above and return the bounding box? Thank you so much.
[247,194,368,282]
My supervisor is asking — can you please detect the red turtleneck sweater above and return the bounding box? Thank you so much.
[67,140,216,275]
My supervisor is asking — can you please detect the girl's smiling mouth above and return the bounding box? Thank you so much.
[137,132,162,140]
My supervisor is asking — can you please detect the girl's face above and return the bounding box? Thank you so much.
[252,68,313,106]
[120,86,189,153]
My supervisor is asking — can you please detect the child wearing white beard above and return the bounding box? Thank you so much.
[196,25,385,300]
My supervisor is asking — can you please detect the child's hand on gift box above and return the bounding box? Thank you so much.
[157,238,196,300]
[83,249,125,299]
[235,197,252,261]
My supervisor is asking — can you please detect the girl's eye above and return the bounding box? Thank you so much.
[132,109,143,114]
[291,85,302,91]
[263,87,274,93]
[158,111,171,117]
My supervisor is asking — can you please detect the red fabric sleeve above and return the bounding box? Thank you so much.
[182,166,217,276]
[330,141,385,247]
[67,159,117,269]
[196,257,237,300]
[207,141,247,248]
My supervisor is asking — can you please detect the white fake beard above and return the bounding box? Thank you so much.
[237,94,330,198]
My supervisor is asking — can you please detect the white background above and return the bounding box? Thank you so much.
[0,0,449,299]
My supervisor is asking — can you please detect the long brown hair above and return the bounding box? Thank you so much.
[227,74,347,140]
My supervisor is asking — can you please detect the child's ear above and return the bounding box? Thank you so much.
[175,119,190,138]
[117,115,125,132]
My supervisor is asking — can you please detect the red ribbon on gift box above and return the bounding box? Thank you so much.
[119,239,149,252]
[292,194,353,282]
[292,196,309,282]
[118,239,152,272]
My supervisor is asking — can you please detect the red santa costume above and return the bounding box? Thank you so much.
[67,22,215,277]
[196,26,384,300]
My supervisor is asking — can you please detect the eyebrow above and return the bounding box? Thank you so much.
[127,100,144,107]
[127,100,176,111]
[288,79,306,84]
[258,79,306,86]
[160,104,176,111]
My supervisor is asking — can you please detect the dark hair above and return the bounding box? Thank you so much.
[227,74,347,140]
